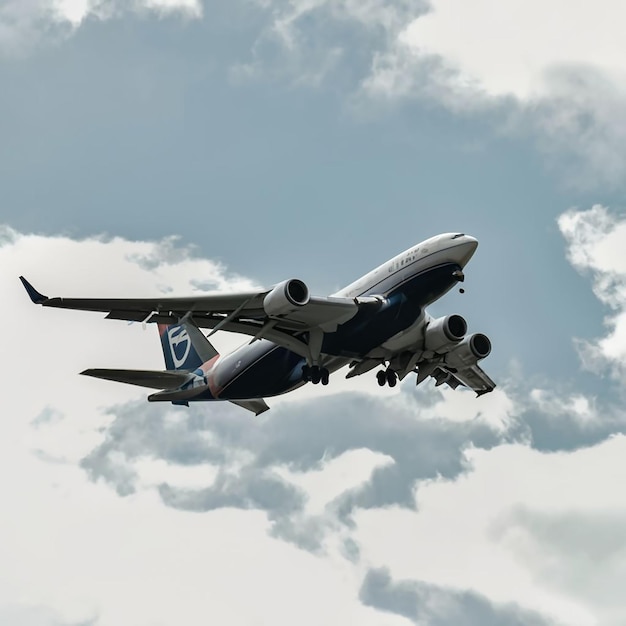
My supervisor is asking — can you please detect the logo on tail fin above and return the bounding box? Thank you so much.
[167,326,191,368]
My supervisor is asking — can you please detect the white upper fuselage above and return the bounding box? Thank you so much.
[333,233,478,299]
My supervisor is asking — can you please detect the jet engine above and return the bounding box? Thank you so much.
[445,333,491,368]
[263,279,310,317]
[423,314,467,352]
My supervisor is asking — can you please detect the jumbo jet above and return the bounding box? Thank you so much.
[20,233,494,415]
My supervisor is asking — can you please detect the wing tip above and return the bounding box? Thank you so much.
[19,276,48,304]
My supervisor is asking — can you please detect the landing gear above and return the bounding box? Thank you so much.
[377,369,397,387]
[302,364,330,385]
[321,368,330,386]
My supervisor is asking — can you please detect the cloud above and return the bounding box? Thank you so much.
[3,222,626,625]
[5,0,625,185]
[390,0,626,102]
[356,0,626,186]
[78,384,516,552]
[360,567,555,625]
[0,605,96,626]
[232,0,428,87]
[354,437,626,625]
[558,205,626,379]
[0,0,202,55]
[237,0,626,186]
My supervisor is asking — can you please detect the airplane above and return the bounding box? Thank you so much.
[19,232,495,415]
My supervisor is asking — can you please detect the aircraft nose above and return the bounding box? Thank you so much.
[457,235,478,265]
[464,235,478,250]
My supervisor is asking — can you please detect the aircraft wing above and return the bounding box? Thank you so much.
[20,276,268,320]
[20,276,360,360]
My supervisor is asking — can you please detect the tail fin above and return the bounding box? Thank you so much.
[158,316,219,371]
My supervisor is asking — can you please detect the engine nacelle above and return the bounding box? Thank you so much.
[423,314,467,352]
[445,333,492,368]
[263,279,310,317]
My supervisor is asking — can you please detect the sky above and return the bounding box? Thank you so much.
[2,1,626,624]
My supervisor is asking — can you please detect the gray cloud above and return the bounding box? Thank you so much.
[359,567,557,626]
[79,384,508,548]
[518,407,626,453]
[232,0,429,89]
[158,470,303,515]
[510,383,626,452]
[78,376,626,554]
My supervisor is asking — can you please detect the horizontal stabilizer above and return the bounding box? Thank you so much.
[230,398,270,416]
[81,368,191,390]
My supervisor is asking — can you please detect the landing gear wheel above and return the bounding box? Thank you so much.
[310,365,322,385]
[386,370,397,387]
[376,370,387,387]
[304,364,330,385]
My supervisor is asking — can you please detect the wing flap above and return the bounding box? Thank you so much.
[38,293,267,316]
[81,368,192,390]
[449,364,496,396]
[19,277,268,317]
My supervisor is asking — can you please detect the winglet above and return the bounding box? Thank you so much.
[19,276,48,304]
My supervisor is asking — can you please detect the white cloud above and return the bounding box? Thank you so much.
[52,0,92,25]
[558,205,626,377]
[397,0,626,102]
[0,0,202,54]
[529,389,599,427]
[354,436,626,626]
[140,0,202,17]
[420,386,516,433]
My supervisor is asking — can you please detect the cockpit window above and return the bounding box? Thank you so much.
[451,233,465,239]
